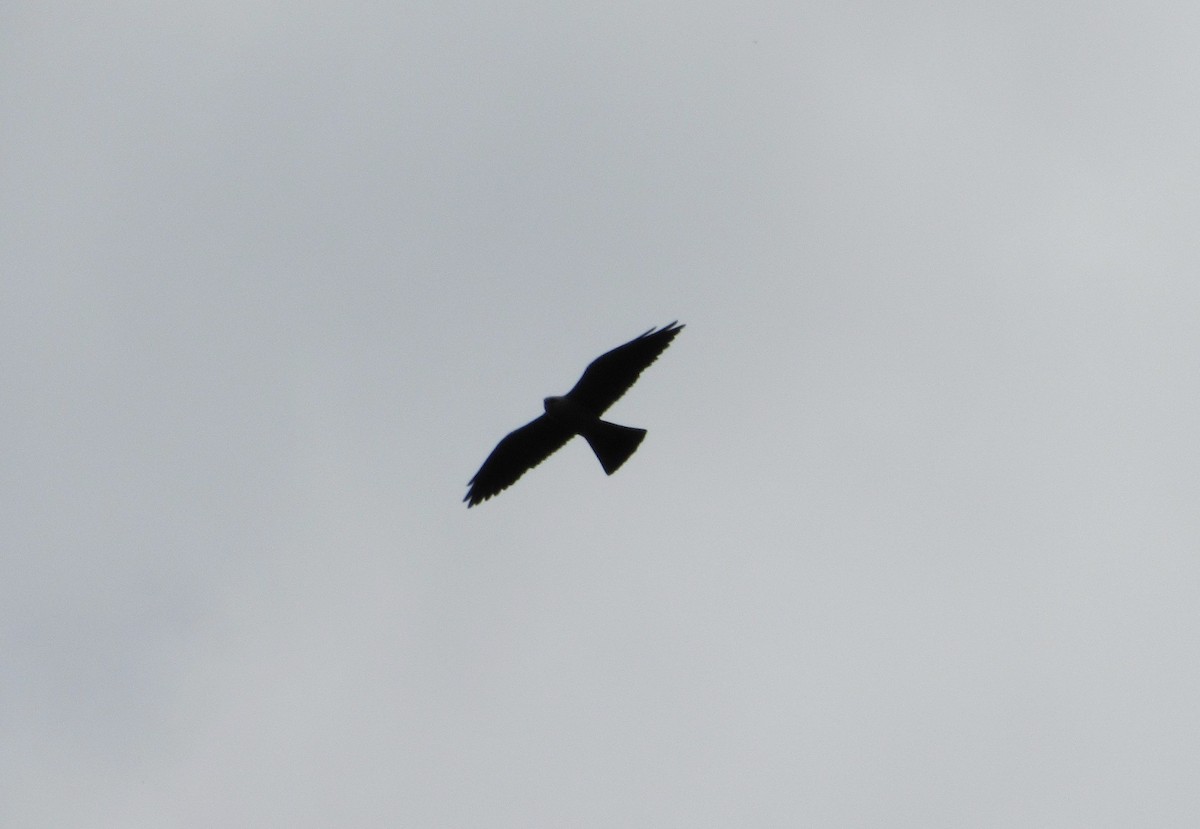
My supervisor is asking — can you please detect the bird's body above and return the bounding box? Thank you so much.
[464,322,684,507]
[541,395,593,428]
[542,395,648,475]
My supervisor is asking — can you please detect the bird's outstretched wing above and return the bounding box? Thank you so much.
[565,322,685,415]
[464,415,575,507]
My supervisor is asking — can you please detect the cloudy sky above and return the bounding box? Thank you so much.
[4,2,1199,826]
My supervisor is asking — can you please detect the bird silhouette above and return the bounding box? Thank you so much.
[464,322,684,507]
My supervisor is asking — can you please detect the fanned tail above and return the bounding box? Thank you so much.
[579,420,647,475]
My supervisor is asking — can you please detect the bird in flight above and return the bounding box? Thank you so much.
[465,322,685,507]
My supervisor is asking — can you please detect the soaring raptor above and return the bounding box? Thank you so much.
[465,322,684,507]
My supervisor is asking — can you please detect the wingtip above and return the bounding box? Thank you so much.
[644,320,684,338]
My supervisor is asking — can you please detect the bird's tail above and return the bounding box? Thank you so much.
[580,420,647,475]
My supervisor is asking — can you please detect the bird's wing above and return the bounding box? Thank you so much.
[464,415,575,507]
[565,322,685,415]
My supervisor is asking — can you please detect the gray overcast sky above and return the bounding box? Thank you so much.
[4,1,1199,826]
